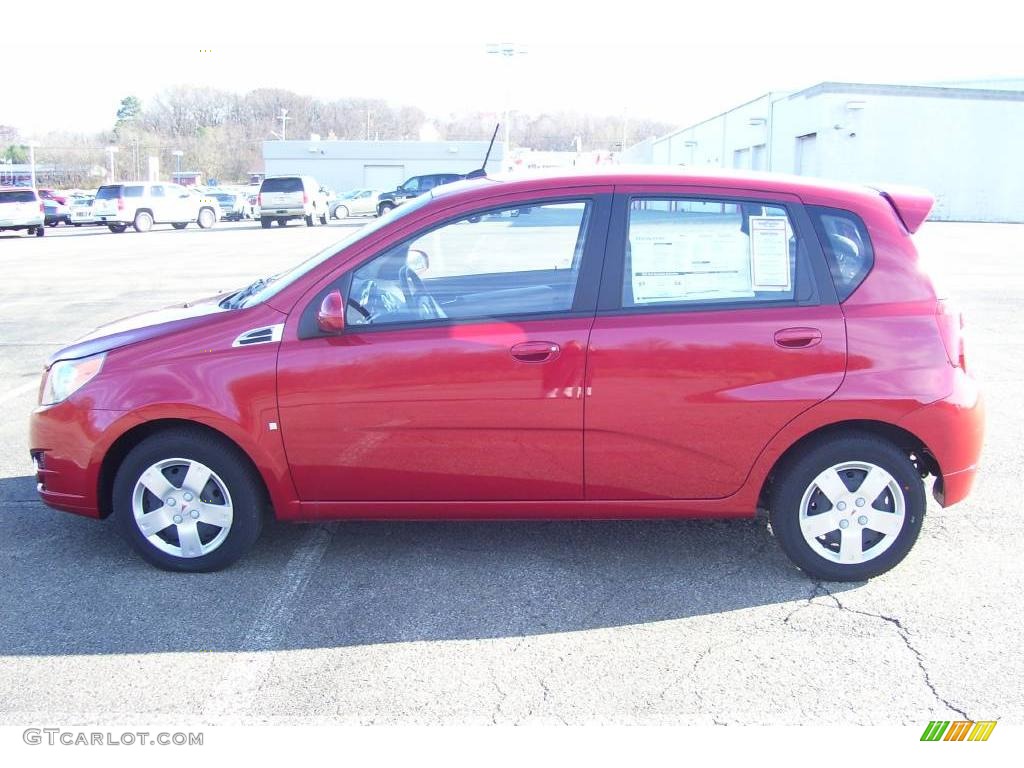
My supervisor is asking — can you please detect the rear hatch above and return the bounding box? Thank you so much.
[260,177,304,212]
[0,189,41,223]
[92,185,124,218]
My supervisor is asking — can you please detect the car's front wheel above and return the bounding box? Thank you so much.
[197,207,216,229]
[335,205,348,220]
[112,428,266,572]
[769,434,925,581]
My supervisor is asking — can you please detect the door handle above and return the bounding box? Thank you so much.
[773,327,822,349]
[510,341,561,363]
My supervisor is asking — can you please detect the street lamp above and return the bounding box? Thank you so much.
[486,42,527,171]
[27,141,40,188]
[172,150,184,181]
[106,146,119,181]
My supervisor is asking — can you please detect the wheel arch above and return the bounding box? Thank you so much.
[757,419,939,508]
[97,418,272,519]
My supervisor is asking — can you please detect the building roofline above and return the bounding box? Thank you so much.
[786,80,1024,102]
[643,79,1024,149]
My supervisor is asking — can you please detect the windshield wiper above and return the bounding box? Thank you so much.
[221,276,276,309]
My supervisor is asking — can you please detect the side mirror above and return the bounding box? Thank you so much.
[407,249,429,273]
[317,290,346,334]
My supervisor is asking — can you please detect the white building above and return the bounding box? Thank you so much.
[262,139,504,194]
[624,82,1024,222]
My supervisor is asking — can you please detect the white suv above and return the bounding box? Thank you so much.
[92,182,221,233]
[258,175,329,228]
[0,187,45,237]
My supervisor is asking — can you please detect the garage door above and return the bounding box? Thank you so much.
[363,165,405,191]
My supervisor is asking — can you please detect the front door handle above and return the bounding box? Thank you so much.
[510,341,561,363]
[774,327,822,349]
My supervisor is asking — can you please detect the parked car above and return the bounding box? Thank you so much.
[245,193,259,220]
[257,175,329,228]
[331,188,381,219]
[38,188,68,206]
[377,173,464,216]
[92,182,221,233]
[211,190,247,221]
[43,199,71,227]
[0,187,45,236]
[69,195,96,226]
[29,169,983,578]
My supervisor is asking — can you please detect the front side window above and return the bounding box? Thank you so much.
[400,178,420,193]
[623,198,801,308]
[149,185,165,198]
[346,201,592,327]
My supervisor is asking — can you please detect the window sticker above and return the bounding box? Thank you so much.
[630,231,754,304]
[749,215,792,291]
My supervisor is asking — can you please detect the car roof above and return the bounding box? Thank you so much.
[429,166,885,209]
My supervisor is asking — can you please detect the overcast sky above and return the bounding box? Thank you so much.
[6,0,1020,137]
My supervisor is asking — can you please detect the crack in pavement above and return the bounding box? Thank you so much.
[791,581,972,721]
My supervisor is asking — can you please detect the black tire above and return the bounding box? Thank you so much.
[335,205,348,220]
[172,222,188,230]
[47,221,58,228]
[108,224,127,233]
[319,211,328,225]
[305,212,315,227]
[769,433,926,581]
[34,225,45,237]
[112,428,266,572]
[197,207,216,229]
[133,210,154,233]
[260,217,272,229]
[377,202,394,216]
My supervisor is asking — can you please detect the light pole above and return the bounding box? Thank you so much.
[27,141,40,188]
[172,150,184,181]
[106,146,119,181]
[278,108,290,141]
[486,42,527,171]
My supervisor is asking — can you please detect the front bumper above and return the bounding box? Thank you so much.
[29,400,130,518]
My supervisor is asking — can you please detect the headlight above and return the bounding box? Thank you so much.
[40,353,105,405]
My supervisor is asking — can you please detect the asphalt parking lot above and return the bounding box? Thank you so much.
[0,218,1021,725]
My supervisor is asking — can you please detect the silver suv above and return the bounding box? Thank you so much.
[258,175,329,228]
[92,182,221,233]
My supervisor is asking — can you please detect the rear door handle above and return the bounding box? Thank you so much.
[773,327,822,349]
[510,341,561,363]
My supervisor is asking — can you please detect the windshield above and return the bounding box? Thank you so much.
[0,190,37,203]
[236,192,435,308]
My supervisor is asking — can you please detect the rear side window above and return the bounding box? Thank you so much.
[95,186,123,199]
[124,186,144,198]
[621,197,813,309]
[0,190,37,203]
[262,177,303,193]
[808,206,874,302]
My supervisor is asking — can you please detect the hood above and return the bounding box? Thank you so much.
[48,296,230,367]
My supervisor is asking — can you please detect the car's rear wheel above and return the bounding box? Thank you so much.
[172,222,188,230]
[305,212,316,227]
[133,210,153,233]
[335,205,348,220]
[260,217,272,229]
[197,207,216,229]
[34,225,45,237]
[108,224,127,233]
[769,434,925,581]
[112,428,265,572]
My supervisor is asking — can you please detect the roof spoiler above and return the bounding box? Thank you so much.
[870,184,934,234]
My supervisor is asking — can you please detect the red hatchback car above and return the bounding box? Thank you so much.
[29,169,983,580]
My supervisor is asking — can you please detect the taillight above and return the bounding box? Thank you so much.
[936,299,967,372]
[116,197,124,211]
[303,192,309,205]
[39,202,44,213]
[258,193,263,207]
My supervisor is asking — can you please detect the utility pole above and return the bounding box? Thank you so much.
[106,146,119,181]
[27,141,39,188]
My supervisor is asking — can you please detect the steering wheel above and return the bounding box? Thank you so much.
[398,265,446,320]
